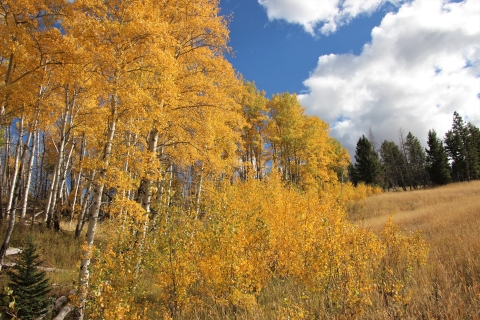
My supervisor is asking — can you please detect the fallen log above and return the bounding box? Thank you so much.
[1,262,65,272]
[6,248,22,255]
[54,296,68,312]
[52,289,77,320]
[53,305,74,320]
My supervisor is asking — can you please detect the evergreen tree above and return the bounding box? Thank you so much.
[348,162,358,186]
[426,129,451,185]
[5,237,50,320]
[405,132,428,188]
[379,140,408,191]
[353,135,381,186]
[444,112,479,181]
[466,123,480,180]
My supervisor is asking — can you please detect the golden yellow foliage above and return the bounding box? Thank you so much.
[87,173,428,318]
[2,2,430,319]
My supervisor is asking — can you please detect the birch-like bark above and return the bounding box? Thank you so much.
[20,129,37,220]
[117,133,132,225]
[74,100,117,320]
[134,128,158,281]
[5,117,26,219]
[53,142,75,231]
[47,88,75,227]
[0,115,25,269]
[16,129,34,216]
[74,171,95,239]
[70,134,86,222]
[43,160,58,223]
[36,132,46,201]
[0,55,13,218]
[33,132,40,201]
[20,77,48,221]
[1,128,11,219]
[139,128,158,213]
[195,167,204,220]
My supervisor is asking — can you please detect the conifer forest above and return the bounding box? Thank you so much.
[0,0,478,319]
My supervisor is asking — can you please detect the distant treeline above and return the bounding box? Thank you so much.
[350,111,480,190]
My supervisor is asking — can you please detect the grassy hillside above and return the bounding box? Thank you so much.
[348,181,480,318]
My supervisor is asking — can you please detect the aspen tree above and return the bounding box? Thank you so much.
[1,0,64,225]
[156,0,244,180]
[266,93,306,181]
[239,81,268,180]
[45,96,75,228]
[20,128,36,220]
[0,115,25,269]
[39,27,97,227]
[69,133,87,223]
[0,0,65,153]
[19,66,56,221]
[63,0,176,317]
[264,92,347,190]
[74,171,95,239]
[65,0,244,316]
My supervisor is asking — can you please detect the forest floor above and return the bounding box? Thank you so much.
[0,222,81,301]
[347,180,480,318]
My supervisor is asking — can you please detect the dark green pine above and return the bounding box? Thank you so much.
[426,129,451,185]
[353,135,381,186]
[6,237,50,320]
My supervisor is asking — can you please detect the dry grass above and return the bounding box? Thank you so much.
[348,181,480,318]
[0,221,93,300]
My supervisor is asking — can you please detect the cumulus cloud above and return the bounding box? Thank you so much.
[296,0,480,156]
[258,0,404,35]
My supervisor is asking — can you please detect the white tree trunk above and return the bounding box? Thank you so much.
[75,170,95,239]
[0,115,25,269]
[195,166,204,219]
[134,128,158,282]
[5,117,26,219]
[43,160,58,223]
[74,101,117,320]
[46,86,75,226]
[20,129,37,220]
[70,134,86,222]
[53,142,75,231]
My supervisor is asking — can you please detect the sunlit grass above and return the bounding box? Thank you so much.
[348,181,480,318]
[0,220,101,299]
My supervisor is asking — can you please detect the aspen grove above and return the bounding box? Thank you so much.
[0,0,428,318]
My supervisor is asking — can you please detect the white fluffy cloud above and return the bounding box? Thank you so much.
[258,0,403,34]
[296,0,480,156]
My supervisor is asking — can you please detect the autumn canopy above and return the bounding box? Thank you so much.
[0,0,428,318]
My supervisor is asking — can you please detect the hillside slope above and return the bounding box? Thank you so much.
[348,181,480,318]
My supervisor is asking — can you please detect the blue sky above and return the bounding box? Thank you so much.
[220,0,387,96]
[219,0,480,156]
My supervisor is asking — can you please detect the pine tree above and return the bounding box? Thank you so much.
[405,132,428,188]
[466,123,480,180]
[353,135,381,186]
[444,112,479,181]
[379,140,408,191]
[426,129,451,185]
[5,237,50,320]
